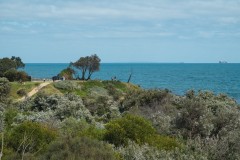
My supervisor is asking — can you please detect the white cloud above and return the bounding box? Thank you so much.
[0,0,240,38]
[1,0,239,20]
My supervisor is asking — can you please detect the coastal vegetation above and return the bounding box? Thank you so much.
[0,55,240,159]
[0,78,240,159]
[58,54,101,80]
[0,57,30,82]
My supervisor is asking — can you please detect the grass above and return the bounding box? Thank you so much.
[79,80,105,88]
[39,83,63,96]
[9,81,41,99]
[74,90,88,97]
[51,80,141,98]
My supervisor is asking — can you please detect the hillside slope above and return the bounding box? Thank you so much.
[1,80,240,159]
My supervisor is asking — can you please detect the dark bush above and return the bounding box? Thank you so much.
[4,69,30,82]
[17,88,27,97]
[121,89,171,112]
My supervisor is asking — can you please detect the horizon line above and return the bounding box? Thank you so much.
[24,62,239,64]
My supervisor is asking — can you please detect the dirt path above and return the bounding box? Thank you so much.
[18,82,52,101]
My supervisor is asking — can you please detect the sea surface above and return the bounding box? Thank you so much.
[23,63,240,102]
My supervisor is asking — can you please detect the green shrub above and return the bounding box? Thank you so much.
[3,69,18,82]
[42,137,116,160]
[7,121,57,154]
[104,114,180,150]
[104,114,156,146]
[148,135,180,150]
[60,117,104,140]
[4,108,18,129]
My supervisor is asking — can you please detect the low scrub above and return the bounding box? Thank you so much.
[104,114,180,150]
[42,137,117,160]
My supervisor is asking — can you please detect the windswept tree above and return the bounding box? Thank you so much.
[71,54,101,80]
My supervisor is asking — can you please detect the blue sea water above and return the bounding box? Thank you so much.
[23,63,240,102]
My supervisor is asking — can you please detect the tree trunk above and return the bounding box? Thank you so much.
[81,70,86,80]
[127,73,132,83]
[87,72,93,80]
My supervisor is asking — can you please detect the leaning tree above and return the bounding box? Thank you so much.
[71,54,101,80]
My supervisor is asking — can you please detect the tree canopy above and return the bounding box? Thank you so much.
[0,56,30,82]
[71,54,101,80]
[0,56,25,77]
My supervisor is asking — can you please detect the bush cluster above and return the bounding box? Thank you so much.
[4,69,31,82]
[1,80,240,159]
[104,114,180,150]
[42,137,116,160]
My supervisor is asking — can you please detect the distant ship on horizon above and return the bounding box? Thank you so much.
[219,61,228,64]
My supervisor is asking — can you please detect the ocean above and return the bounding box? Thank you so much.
[23,63,240,102]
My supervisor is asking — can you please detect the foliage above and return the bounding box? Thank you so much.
[0,56,25,77]
[60,117,104,140]
[6,121,56,155]
[0,78,10,102]
[10,56,25,69]
[42,137,116,160]
[19,94,93,122]
[4,108,18,130]
[120,89,172,113]
[174,98,214,138]
[103,81,129,101]
[172,91,240,139]
[2,79,240,159]
[117,140,208,160]
[104,114,156,146]
[4,69,30,82]
[58,67,75,80]
[71,54,101,80]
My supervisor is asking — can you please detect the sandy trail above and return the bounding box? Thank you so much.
[18,82,52,101]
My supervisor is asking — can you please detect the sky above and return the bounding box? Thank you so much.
[0,0,240,63]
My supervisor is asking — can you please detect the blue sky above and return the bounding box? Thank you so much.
[0,0,240,63]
